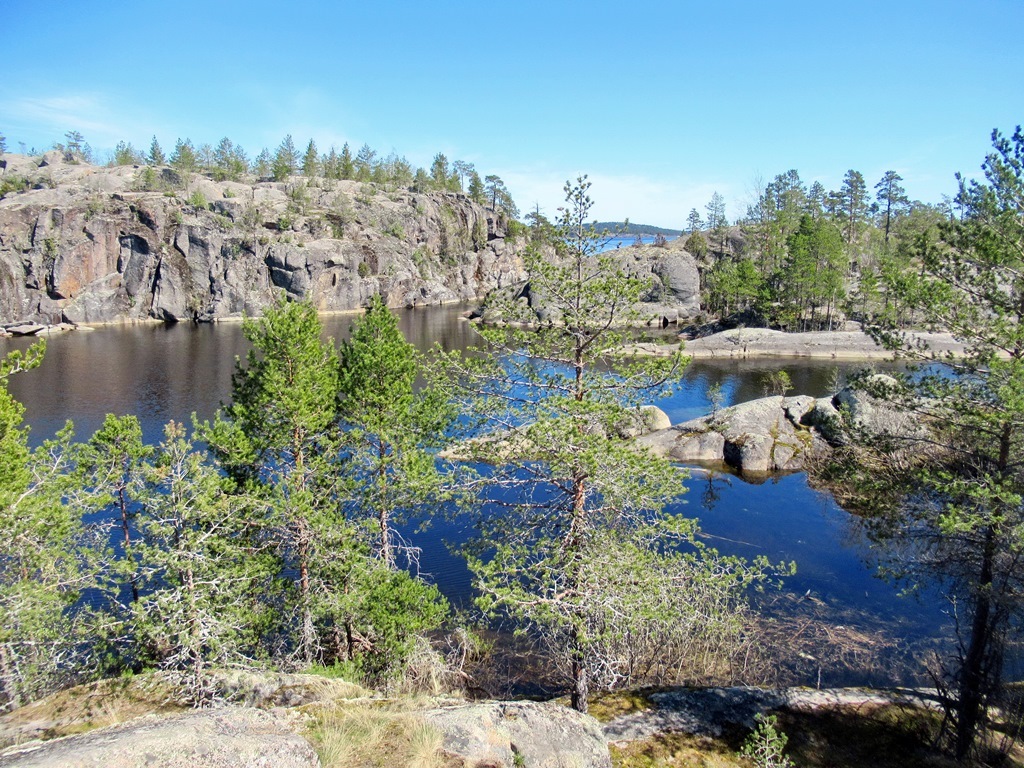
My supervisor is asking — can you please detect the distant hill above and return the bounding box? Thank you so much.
[592,222,682,236]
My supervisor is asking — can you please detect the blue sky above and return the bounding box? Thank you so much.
[3,0,1021,227]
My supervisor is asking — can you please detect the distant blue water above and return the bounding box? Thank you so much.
[598,234,680,252]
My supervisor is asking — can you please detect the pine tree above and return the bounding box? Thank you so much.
[484,175,518,218]
[686,208,702,234]
[61,130,89,162]
[338,296,455,568]
[202,296,344,665]
[807,181,826,219]
[467,170,485,204]
[251,148,272,179]
[705,192,728,252]
[0,342,88,706]
[169,138,198,181]
[837,169,869,245]
[339,143,355,180]
[77,415,151,604]
[354,144,376,182]
[452,160,474,192]
[782,215,845,330]
[211,137,247,181]
[302,139,319,178]
[444,177,774,712]
[322,146,340,180]
[833,126,1024,761]
[429,153,450,189]
[271,135,299,182]
[130,422,273,702]
[874,170,910,245]
[147,136,165,166]
[202,296,448,673]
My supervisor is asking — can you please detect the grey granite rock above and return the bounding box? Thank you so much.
[424,700,611,768]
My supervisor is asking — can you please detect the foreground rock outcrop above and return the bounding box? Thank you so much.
[425,701,612,768]
[0,708,317,768]
[0,670,616,768]
[602,685,942,743]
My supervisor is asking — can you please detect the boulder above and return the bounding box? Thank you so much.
[0,708,318,768]
[210,670,367,708]
[4,323,45,336]
[636,395,826,475]
[423,700,611,768]
[637,426,725,463]
[36,150,65,169]
[616,405,672,438]
[654,251,701,314]
[833,374,925,439]
[802,396,846,445]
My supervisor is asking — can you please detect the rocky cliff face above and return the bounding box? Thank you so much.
[0,153,527,324]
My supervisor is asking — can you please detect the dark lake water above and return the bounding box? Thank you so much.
[1,305,952,684]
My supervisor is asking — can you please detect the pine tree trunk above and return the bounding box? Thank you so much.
[378,441,394,569]
[0,645,21,710]
[570,630,589,714]
[298,527,316,665]
[955,525,995,761]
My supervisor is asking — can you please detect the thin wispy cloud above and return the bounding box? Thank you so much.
[503,169,735,228]
[1,92,172,155]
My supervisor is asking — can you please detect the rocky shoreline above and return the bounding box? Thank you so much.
[620,327,968,360]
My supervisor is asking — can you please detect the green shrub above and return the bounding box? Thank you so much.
[505,220,527,243]
[304,661,361,681]
[188,190,208,210]
[741,713,794,768]
[383,220,405,239]
[0,175,30,199]
[135,166,160,192]
[760,370,793,397]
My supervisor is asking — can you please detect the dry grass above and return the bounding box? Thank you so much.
[611,732,747,768]
[0,673,187,747]
[307,702,459,768]
[589,690,659,723]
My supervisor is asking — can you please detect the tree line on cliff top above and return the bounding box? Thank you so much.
[0,129,520,221]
